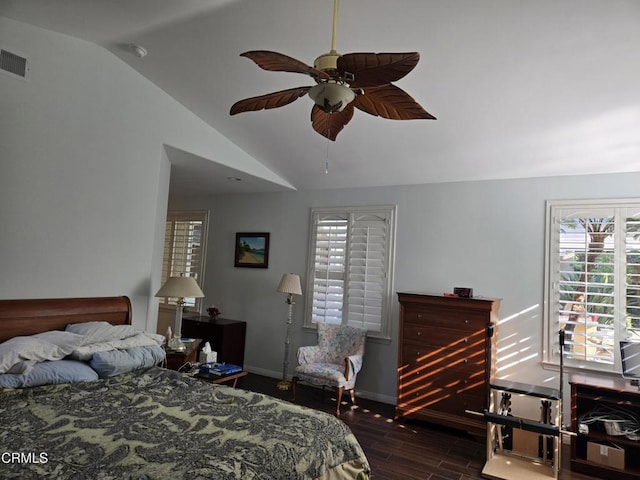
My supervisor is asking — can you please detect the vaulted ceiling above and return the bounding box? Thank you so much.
[3,0,640,195]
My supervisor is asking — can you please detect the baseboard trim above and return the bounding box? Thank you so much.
[244,365,396,406]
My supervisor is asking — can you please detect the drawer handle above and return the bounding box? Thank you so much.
[417,314,422,319]
[463,338,468,343]
[464,319,469,324]
[416,352,421,357]
[464,359,468,364]
[416,370,422,376]
[417,331,422,336]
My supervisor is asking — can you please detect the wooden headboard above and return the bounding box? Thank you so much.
[0,296,132,343]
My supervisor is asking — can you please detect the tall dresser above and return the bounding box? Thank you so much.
[396,292,500,438]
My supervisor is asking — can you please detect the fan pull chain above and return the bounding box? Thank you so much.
[325,136,330,174]
[325,116,331,174]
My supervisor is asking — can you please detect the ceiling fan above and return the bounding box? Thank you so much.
[230,0,435,141]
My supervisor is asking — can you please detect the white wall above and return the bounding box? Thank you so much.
[0,17,276,330]
[172,172,640,404]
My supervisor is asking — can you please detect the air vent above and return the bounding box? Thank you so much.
[0,49,29,80]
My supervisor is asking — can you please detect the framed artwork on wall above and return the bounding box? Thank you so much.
[234,232,270,268]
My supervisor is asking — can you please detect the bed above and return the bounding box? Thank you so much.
[0,296,370,480]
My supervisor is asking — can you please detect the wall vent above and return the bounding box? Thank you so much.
[1,49,30,80]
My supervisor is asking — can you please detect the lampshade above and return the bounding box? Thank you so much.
[155,276,205,299]
[277,273,302,296]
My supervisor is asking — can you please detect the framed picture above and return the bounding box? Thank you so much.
[234,232,270,268]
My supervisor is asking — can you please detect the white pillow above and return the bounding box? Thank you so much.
[33,330,86,349]
[69,332,165,361]
[65,321,139,345]
[0,331,85,375]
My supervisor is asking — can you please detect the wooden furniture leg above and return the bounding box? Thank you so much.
[335,386,344,415]
[291,376,299,401]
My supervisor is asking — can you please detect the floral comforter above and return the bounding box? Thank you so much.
[0,367,370,479]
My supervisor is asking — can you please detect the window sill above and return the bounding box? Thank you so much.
[542,359,619,378]
[302,325,391,344]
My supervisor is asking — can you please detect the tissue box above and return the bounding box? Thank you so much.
[199,350,217,364]
[587,441,625,470]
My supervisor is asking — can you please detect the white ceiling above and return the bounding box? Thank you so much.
[3,0,640,196]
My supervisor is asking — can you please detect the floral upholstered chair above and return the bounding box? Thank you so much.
[291,323,367,415]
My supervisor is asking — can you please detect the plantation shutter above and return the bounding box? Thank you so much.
[161,211,208,308]
[346,212,389,331]
[546,200,640,372]
[306,206,396,339]
[626,214,640,330]
[552,207,616,365]
[310,213,348,325]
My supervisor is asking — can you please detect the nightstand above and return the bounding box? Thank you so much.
[164,338,202,371]
[182,316,246,368]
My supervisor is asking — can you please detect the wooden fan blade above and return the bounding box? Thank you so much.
[230,86,311,115]
[240,51,330,80]
[337,52,420,88]
[353,84,436,120]
[311,104,354,141]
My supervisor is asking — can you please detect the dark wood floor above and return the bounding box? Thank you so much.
[236,373,600,480]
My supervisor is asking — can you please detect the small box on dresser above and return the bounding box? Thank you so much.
[396,292,500,439]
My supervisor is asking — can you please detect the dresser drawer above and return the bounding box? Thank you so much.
[402,323,486,350]
[399,362,485,391]
[403,307,487,332]
[399,344,486,369]
[398,350,486,376]
[397,384,485,416]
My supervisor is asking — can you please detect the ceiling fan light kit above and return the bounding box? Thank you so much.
[308,82,355,113]
[230,0,435,140]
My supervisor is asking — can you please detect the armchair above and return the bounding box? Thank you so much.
[291,323,367,415]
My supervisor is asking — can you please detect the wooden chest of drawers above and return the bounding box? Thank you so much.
[396,292,500,438]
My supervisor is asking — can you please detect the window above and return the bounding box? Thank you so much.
[160,210,209,309]
[304,205,396,340]
[544,199,640,373]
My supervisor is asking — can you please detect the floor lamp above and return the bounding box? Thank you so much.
[155,275,205,352]
[276,273,302,390]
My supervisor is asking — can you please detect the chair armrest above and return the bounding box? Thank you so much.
[297,345,324,365]
[347,354,363,377]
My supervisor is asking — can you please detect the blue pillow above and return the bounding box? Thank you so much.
[89,345,166,378]
[0,359,98,388]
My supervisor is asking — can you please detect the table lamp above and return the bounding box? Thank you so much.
[155,275,204,351]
